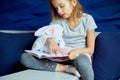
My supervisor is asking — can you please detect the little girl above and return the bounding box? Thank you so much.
[21,0,97,80]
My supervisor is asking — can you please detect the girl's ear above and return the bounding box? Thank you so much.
[72,0,77,7]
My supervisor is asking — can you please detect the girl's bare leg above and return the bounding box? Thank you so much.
[55,64,66,72]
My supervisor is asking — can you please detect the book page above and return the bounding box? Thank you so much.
[24,50,68,58]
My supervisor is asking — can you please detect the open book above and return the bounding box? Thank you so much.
[24,50,69,62]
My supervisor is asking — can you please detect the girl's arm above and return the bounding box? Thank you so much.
[85,30,96,54]
[78,29,96,55]
[68,30,96,60]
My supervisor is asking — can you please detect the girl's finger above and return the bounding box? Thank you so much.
[56,49,60,54]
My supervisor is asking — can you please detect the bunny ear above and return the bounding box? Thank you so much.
[34,24,63,36]
[34,25,49,36]
[55,24,63,32]
[45,28,55,35]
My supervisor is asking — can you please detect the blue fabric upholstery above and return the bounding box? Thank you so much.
[0,0,120,32]
[80,0,120,32]
[93,32,120,80]
[1,32,120,79]
[0,0,51,30]
[0,32,36,76]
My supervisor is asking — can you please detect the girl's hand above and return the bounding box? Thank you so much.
[46,38,60,54]
[68,48,80,60]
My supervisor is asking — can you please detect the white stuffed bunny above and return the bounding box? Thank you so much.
[31,24,66,53]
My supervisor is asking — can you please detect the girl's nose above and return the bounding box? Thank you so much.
[58,7,62,15]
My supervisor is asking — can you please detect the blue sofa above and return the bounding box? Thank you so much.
[0,31,36,76]
[0,0,120,79]
[0,31,120,80]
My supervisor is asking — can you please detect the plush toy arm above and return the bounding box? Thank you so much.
[34,26,47,36]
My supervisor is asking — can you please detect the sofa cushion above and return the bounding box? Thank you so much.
[93,32,120,80]
[0,32,36,76]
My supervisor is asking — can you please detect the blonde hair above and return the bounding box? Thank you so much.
[48,0,84,20]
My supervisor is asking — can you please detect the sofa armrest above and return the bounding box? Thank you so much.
[93,32,120,80]
[0,31,36,76]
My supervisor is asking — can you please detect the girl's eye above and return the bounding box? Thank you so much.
[60,5,64,8]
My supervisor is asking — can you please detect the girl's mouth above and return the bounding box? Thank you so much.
[61,14,65,17]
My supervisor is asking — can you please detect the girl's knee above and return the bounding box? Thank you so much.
[73,54,94,80]
[75,54,91,65]
[73,54,93,72]
[21,53,31,62]
[20,53,34,67]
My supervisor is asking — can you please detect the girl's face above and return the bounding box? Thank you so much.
[51,0,76,19]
